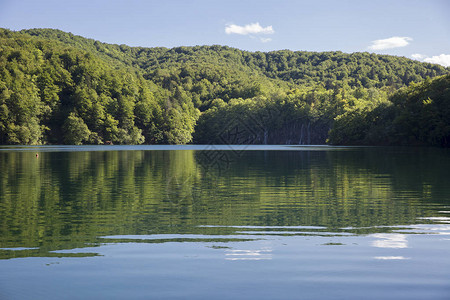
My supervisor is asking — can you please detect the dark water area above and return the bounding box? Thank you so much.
[1,145,450,299]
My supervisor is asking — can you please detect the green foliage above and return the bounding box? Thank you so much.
[390,75,450,146]
[0,28,199,145]
[21,29,448,110]
[194,88,342,145]
[63,112,91,145]
[328,75,450,147]
[0,28,449,146]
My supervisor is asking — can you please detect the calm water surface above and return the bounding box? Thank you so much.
[1,145,450,299]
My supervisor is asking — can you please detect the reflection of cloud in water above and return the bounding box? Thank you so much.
[225,248,272,261]
[198,225,326,230]
[418,216,450,225]
[374,256,410,260]
[235,231,352,236]
[371,233,408,249]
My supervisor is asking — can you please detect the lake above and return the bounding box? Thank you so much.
[1,145,450,299]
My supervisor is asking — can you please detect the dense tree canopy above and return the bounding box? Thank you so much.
[328,74,450,147]
[0,28,198,145]
[0,28,449,146]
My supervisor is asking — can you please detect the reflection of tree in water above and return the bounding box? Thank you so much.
[0,147,449,258]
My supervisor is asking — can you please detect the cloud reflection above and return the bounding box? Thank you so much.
[374,256,410,260]
[371,233,408,249]
[225,248,272,261]
[418,217,450,225]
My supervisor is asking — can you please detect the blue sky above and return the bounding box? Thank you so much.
[1,0,449,66]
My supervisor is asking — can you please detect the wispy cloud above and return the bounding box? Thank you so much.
[411,53,425,60]
[225,22,274,36]
[424,54,450,67]
[260,37,272,43]
[368,36,412,51]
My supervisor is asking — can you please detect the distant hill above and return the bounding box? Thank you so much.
[21,29,449,108]
[0,28,449,146]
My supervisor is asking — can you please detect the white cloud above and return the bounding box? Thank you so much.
[225,22,274,35]
[368,36,412,51]
[424,54,450,67]
[411,53,425,60]
[409,53,450,67]
[260,37,272,43]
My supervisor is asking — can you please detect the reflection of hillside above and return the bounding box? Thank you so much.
[194,148,450,228]
[0,147,449,258]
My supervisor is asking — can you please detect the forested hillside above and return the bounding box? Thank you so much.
[1,28,449,146]
[329,74,450,147]
[0,28,198,145]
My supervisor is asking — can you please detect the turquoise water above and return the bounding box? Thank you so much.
[1,145,450,299]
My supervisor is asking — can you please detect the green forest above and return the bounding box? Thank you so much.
[1,28,449,146]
